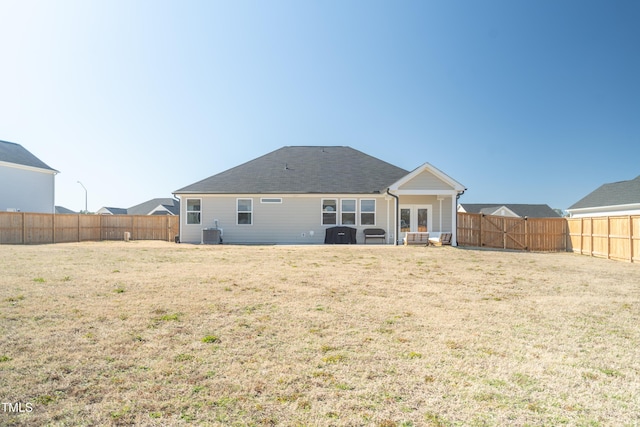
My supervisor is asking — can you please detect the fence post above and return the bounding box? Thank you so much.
[503,217,507,249]
[606,216,610,260]
[590,217,593,257]
[580,218,584,255]
[630,216,634,263]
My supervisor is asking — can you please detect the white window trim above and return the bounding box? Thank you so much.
[237,198,253,226]
[360,199,376,226]
[185,198,202,225]
[321,198,338,226]
[340,198,357,226]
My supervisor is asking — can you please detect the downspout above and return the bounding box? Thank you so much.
[455,190,466,246]
[386,188,400,245]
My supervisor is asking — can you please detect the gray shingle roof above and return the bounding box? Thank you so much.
[0,140,57,171]
[127,198,180,215]
[460,203,560,218]
[175,146,410,194]
[568,175,640,209]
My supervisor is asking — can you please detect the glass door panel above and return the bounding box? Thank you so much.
[400,209,411,232]
[417,208,428,232]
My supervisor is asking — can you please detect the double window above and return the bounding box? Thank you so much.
[321,198,376,226]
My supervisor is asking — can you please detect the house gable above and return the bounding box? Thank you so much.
[459,203,560,218]
[388,163,466,194]
[128,198,180,215]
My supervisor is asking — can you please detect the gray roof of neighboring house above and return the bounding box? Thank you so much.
[128,198,180,215]
[568,175,640,209]
[460,203,560,218]
[175,146,410,194]
[0,140,58,172]
[101,207,129,215]
[55,206,76,214]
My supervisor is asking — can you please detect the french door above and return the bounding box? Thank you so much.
[399,205,432,241]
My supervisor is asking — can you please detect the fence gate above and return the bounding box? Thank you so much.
[481,215,505,248]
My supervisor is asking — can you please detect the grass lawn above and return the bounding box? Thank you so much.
[1,241,639,426]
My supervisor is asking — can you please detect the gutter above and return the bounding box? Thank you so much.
[386,188,400,245]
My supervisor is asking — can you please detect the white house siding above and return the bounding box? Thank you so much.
[0,164,55,213]
[398,170,452,191]
[178,194,391,244]
[568,205,640,218]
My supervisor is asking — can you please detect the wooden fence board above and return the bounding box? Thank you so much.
[567,216,640,263]
[0,212,178,244]
[457,213,568,252]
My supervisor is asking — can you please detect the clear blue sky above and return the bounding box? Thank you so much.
[1,0,638,212]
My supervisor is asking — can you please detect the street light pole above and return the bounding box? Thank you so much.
[77,181,87,213]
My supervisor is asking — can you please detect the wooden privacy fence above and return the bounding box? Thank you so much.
[567,216,640,263]
[457,212,568,251]
[0,212,179,244]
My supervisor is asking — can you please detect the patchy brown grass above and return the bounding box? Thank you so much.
[1,241,639,426]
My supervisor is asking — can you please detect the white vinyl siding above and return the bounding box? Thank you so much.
[0,164,56,214]
[177,195,390,244]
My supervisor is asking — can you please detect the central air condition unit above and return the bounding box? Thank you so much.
[201,228,222,245]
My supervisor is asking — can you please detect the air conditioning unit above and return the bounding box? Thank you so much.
[202,228,221,245]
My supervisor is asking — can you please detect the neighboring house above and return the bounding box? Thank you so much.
[0,140,58,213]
[128,198,180,216]
[567,175,640,218]
[55,206,76,214]
[97,198,180,216]
[173,146,466,245]
[458,203,560,218]
[96,207,128,215]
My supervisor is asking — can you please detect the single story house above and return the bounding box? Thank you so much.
[127,198,180,216]
[458,203,560,218]
[567,175,640,218]
[0,140,58,213]
[55,206,77,214]
[173,146,466,245]
[97,198,180,216]
[96,207,128,215]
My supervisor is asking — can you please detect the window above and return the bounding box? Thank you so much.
[237,199,253,225]
[360,199,376,225]
[186,199,201,225]
[322,199,337,225]
[341,199,356,225]
[260,198,282,204]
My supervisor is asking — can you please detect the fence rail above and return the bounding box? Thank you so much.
[0,212,179,244]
